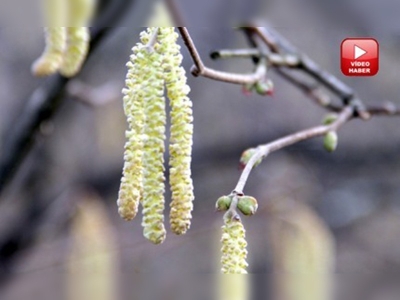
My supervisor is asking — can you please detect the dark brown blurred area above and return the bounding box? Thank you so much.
[0,0,400,300]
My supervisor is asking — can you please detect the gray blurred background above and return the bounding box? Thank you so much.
[0,0,399,299]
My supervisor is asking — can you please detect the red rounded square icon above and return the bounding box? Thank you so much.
[341,38,379,76]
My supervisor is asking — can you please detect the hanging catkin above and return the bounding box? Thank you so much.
[32,27,67,76]
[140,28,167,244]
[158,27,195,235]
[32,0,67,76]
[221,215,248,274]
[116,33,150,221]
[32,0,96,77]
[60,0,96,77]
[60,27,90,77]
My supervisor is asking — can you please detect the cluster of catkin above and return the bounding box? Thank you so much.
[32,0,96,77]
[117,27,194,245]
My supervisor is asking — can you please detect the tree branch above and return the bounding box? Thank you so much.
[234,106,353,194]
[0,0,136,195]
[177,27,268,84]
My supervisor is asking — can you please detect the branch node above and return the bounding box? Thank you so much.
[190,65,201,76]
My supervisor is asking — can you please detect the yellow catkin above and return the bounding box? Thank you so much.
[32,27,67,76]
[147,0,174,27]
[140,28,167,245]
[221,215,248,274]
[218,275,250,300]
[269,200,335,300]
[67,193,117,300]
[116,33,152,221]
[67,0,97,26]
[59,27,90,77]
[158,27,194,235]
[60,0,96,77]
[32,0,67,76]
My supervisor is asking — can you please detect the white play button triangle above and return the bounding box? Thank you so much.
[354,45,367,59]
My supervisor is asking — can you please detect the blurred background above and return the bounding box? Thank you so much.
[0,0,399,299]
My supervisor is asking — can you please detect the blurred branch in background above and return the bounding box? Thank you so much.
[0,0,136,285]
[0,0,136,196]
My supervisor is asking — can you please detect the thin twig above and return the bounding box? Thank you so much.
[177,27,268,84]
[211,48,299,67]
[234,106,353,194]
[249,25,355,102]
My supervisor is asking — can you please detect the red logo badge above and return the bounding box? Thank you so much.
[341,38,379,76]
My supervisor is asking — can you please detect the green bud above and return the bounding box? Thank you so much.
[324,131,338,152]
[237,196,258,216]
[254,79,274,96]
[216,196,232,211]
[240,148,262,170]
[322,113,338,125]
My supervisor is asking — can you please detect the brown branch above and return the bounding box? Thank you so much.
[249,25,355,101]
[177,27,268,85]
[242,25,400,118]
[234,106,353,194]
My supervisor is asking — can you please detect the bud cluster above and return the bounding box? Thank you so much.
[117,27,194,244]
[216,194,258,216]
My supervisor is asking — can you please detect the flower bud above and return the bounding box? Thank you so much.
[322,113,338,125]
[324,131,338,152]
[255,79,274,96]
[239,148,262,170]
[237,196,258,216]
[216,196,232,211]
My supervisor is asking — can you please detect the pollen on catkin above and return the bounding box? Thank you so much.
[158,27,194,235]
[116,34,152,221]
[59,27,90,77]
[221,215,248,274]
[32,27,67,76]
[60,0,96,77]
[32,0,68,77]
[140,28,167,244]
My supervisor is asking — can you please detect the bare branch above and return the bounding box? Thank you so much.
[177,27,268,84]
[234,106,353,194]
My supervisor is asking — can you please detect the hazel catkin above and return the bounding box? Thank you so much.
[221,215,248,274]
[140,28,167,244]
[32,27,67,76]
[157,27,195,235]
[60,0,96,77]
[116,34,153,221]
